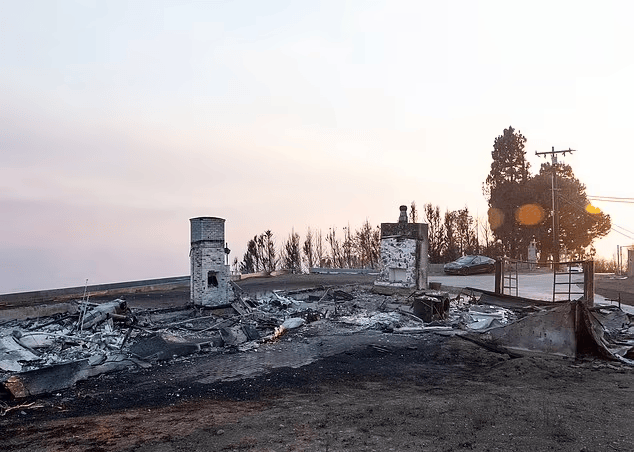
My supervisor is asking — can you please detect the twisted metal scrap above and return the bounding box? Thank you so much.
[0,401,44,416]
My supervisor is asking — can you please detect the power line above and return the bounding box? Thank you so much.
[610,227,634,241]
[585,197,634,235]
[612,224,634,239]
[588,195,634,203]
[612,222,634,235]
[586,195,634,237]
[558,193,634,241]
[589,195,634,200]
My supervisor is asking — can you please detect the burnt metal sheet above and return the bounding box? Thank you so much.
[580,304,634,365]
[482,302,577,357]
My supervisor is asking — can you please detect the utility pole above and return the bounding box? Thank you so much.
[535,147,576,265]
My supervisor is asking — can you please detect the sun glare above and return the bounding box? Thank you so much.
[516,204,546,226]
[488,207,504,230]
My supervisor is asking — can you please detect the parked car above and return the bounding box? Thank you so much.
[568,264,583,273]
[443,255,496,275]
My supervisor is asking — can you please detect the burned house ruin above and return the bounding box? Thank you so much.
[190,217,233,307]
[374,205,429,291]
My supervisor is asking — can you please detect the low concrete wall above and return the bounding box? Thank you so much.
[0,302,79,321]
[0,276,190,305]
[428,264,445,275]
[309,268,378,275]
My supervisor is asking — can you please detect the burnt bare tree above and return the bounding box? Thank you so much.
[302,227,315,270]
[355,219,380,268]
[454,207,478,256]
[240,235,263,273]
[243,221,383,272]
[342,224,355,268]
[240,245,256,274]
[478,215,504,257]
[478,215,493,254]
[281,229,302,274]
[315,229,325,267]
[424,203,445,263]
[443,210,459,262]
[326,227,344,268]
[263,230,277,274]
[410,201,418,223]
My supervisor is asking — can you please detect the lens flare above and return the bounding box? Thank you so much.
[585,204,601,214]
[488,207,504,230]
[515,204,545,226]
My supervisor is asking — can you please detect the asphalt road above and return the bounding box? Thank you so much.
[430,270,584,301]
[432,270,634,314]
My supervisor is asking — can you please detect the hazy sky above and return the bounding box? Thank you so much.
[2,0,633,293]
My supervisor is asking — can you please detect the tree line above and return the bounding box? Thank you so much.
[237,203,502,274]
[238,126,612,273]
[237,220,381,274]
[423,203,501,263]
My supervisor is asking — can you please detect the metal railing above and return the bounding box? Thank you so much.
[494,259,594,304]
[502,258,519,297]
[552,260,585,302]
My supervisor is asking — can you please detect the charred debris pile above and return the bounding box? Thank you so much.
[2,282,634,403]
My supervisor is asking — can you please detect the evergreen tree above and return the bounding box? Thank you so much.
[484,126,530,193]
[484,126,534,258]
[484,126,611,260]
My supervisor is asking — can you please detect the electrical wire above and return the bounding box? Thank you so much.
[558,193,634,241]
[612,223,634,236]
[586,195,634,236]
[609,228,634,241]
[611,224,634,240]
[557,192,593,214]
[588,195,634,204]
[589,195,634,200]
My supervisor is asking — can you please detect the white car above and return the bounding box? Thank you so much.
[568,264,583,273]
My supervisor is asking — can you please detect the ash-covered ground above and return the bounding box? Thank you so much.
[1,273,633,451]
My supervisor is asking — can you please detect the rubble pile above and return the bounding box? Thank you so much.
[0,299,130,373]
[462,304,515,331]
[2,284,634,399]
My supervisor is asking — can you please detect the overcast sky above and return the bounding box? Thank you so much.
[2,0,633,293]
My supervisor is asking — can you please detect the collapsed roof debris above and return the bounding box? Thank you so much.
[2,283,634,399]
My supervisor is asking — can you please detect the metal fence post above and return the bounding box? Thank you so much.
[494,259,503,295]
[583,260,594,307]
